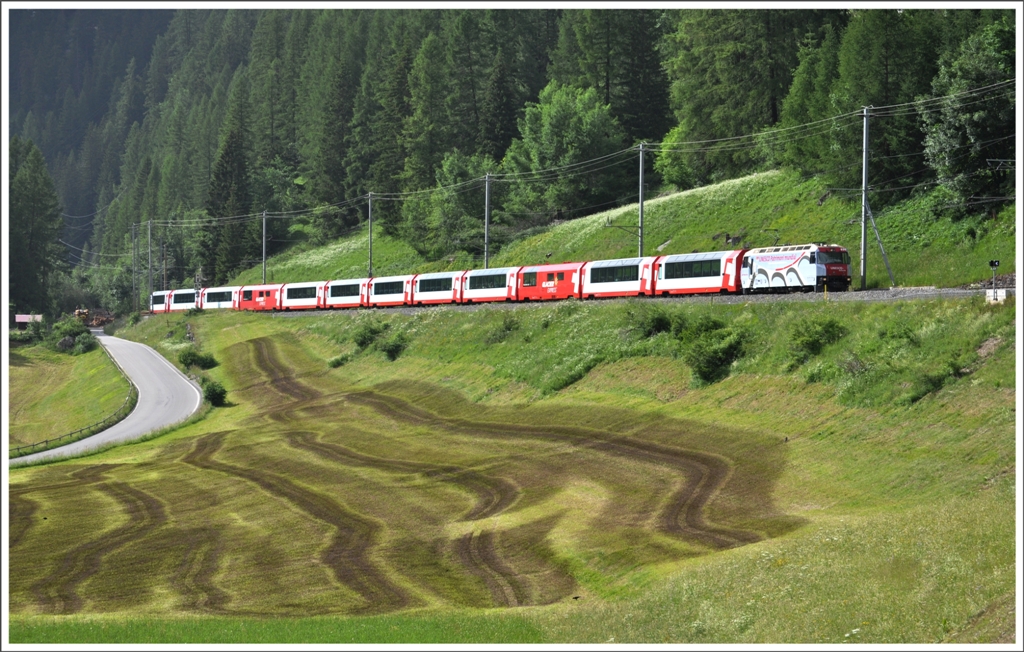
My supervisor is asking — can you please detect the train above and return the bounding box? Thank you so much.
[149,243,852,313]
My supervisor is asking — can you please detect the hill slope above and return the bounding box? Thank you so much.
[8,293,1015,643]
[229,169,1015,289]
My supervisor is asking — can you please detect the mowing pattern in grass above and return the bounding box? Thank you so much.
[8,334,793,617]
[8,344,130,450]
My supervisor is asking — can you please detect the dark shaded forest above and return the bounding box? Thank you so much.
[8,8,1015,314]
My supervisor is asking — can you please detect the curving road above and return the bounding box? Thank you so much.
[9,333,203,467]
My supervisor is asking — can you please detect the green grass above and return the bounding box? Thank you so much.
[8,295,1015,643]
[224,169,1013,289]
[8,343,131,450]
[8,167,1016,644]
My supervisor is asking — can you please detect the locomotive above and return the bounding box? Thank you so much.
[149,243,852,313]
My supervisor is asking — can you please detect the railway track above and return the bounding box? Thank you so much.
[270,286,1014,318]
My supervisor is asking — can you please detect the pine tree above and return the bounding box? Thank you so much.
[479,47,519,161]
[9,136,64,314]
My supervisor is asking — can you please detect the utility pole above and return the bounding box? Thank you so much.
[484,173,491,269]
[132,223,137,312]
[148,220,152,300]
[638,143,645,258]
[262,209,267,284]
[162,238,166,292]
[367,192,373,277]
[860,106,870,290]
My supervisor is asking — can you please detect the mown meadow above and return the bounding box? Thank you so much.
[7,291,1016,644]
[8,342,130,451]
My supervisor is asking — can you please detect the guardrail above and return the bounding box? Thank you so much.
[9,341,139,459]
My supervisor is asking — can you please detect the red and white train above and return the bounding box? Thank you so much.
[150,243,852,313]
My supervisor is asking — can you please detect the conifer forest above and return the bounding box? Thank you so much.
[7,8,1016,315]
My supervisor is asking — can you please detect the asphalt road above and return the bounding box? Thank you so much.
[9,333,202,467]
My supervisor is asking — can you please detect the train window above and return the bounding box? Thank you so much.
[152,295,165,305]
[469,274,506,290]
[243,290,252,301]
[330,284,360,297]
[172,292,196,304]
[287,286,318,300]
[522,272,537,287]
[591,265,639,283]
[374,281,405,295]
[206,291,232,303]
[557,272,565,281]
[419,277,452,293]
[818,250,851,265]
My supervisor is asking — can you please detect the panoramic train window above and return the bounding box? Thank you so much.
[172,292,196,303]
[522,272,537,287]
[374,281,404,295]
[206,291,232,303]
[469,274,505,290]
[591,265,639,284]
[330,284,359,298]
[287,286,317,300]
[664,259,721,279]
[152,295,165,305]
[418,277,451,293]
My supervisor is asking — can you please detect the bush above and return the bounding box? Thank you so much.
[485,312,521,344]
[127,312,141,326]
[353,320,389,349]
[624,301,672,339]
[72,332,98,355]
[683,327,745,384]
[791,317,847,357]
[48,315,88,351]
[202,379,227,406]
[376,332,409,361]
[328,353,352,368]
[9,329,36,343]
[179,348,218,370]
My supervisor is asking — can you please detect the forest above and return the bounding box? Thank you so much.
[7,8,1015,316]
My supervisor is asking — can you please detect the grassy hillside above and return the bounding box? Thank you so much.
[227,170,1015,289]
[8,293,1015,643]
[8,343,131,450]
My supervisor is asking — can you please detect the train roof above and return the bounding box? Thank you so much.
[660,249,740,264]
[745,243,845,254]
[586,256,651,268]
[416,270,466,280]
[521,261,584,273]
[466,266,519,276]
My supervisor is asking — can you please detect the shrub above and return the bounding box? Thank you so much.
[791,316,847,357]
[9,329,36,343]
[48,315,88,351]
[328,353,352,368]
[376,332,409,361]
[485,312,521,344]
[127,312,141,326]
[624,301,671,339]
[72,332,98,355]
[202,379,227,406]
[683,327,745,383]
[179,348,217,369]
[353,320,389,349]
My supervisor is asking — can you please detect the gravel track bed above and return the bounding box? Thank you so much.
[269,287,1014,319]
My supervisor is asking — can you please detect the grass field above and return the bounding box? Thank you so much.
[7,293,1016,644]
[8,343,131,451]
